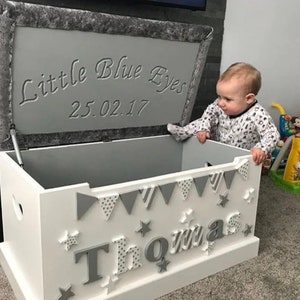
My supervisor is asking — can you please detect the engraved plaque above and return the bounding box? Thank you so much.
[12,27,199,134]
[0,1,213,147]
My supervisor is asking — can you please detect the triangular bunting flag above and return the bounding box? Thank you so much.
[140,185,157,209]
[177,178,193,200]
[76,192,98,220]
[98,193,119,221]
[209,171,224,192]
[194,175,209,197]
[120,190,139,214]
[237,159,249,180]
[159,182,176,204]
[224,170,236,189]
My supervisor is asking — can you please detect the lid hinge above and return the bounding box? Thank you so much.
[10,124,24,168]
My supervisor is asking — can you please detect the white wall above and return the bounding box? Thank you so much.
[221,0,300,127]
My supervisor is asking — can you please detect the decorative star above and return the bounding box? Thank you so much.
[180,208,195,227]
[59,231,79,251]
[136,220,151,237]
[156,257,170,273]
[242,224,253,236]
[101,275,119,294]
[58,286,75,300]
[218,191,229,207]
[243,187,255,204]
[202,241,215,254]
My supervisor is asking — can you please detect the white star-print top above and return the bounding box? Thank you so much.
[186,99,280,154]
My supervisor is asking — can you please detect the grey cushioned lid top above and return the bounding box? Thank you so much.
[0,0,213,150]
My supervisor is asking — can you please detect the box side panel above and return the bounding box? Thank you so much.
[39,184,92,300]
[8,136,183,189]
[34,149,261,300]
[181,138,250,170]
[0,153,45,299]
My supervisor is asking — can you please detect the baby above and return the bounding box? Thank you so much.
[168,62,280,165]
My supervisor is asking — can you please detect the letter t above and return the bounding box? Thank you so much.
[74,243,109,285]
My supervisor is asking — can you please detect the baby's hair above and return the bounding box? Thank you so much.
[219,62,261,95]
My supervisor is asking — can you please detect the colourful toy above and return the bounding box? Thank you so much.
[269,103,300,193]
[271,103,300,138]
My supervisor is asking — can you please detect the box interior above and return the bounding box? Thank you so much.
[7,136,249,189]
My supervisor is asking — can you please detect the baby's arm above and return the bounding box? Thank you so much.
[167,100,220,142]
[252,107,280,164]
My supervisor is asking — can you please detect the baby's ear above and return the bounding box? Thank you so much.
[246,93,255,104]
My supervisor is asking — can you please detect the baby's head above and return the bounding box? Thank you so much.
[216,63,261,116]
[218,62,261,96]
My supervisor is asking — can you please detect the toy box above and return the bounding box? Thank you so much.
[0,1,261,299]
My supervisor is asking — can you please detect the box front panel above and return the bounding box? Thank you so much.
[39,148,261,300]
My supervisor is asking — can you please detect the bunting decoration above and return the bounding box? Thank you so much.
[119,190,139,215]
[140,185,157,209]
[223,170,236,189]
[177,177,193,200]
[75,163,244,223]
[237,159,250,180]
[159,182,176,205]
[76,193,98,220]
[194,175,209,197]
[98,193,119,220]
[209,171,224,192]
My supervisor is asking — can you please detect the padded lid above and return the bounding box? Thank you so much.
[0,1,213,149]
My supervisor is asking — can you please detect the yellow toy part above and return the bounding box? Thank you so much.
[283,136,300,183]
[271,102,286,115]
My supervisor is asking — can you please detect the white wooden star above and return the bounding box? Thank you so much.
[59,231,79,251]
[180,208,195,227]
[243,187,255,204]
[202,241,215,255]
[102,275,119,294]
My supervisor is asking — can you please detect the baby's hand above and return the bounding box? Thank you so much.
[250,147,266,165]
[195,131,210,143]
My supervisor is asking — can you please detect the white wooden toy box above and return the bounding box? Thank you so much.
[0,1,261,299]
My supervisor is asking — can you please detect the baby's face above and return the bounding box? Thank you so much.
[216,77,254,116]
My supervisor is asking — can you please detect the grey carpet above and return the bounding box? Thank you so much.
[0,175,299,300]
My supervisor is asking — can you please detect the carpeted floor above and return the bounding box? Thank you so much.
[0,175,299,300]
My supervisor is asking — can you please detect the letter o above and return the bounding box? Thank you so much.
[145,237,169,262]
